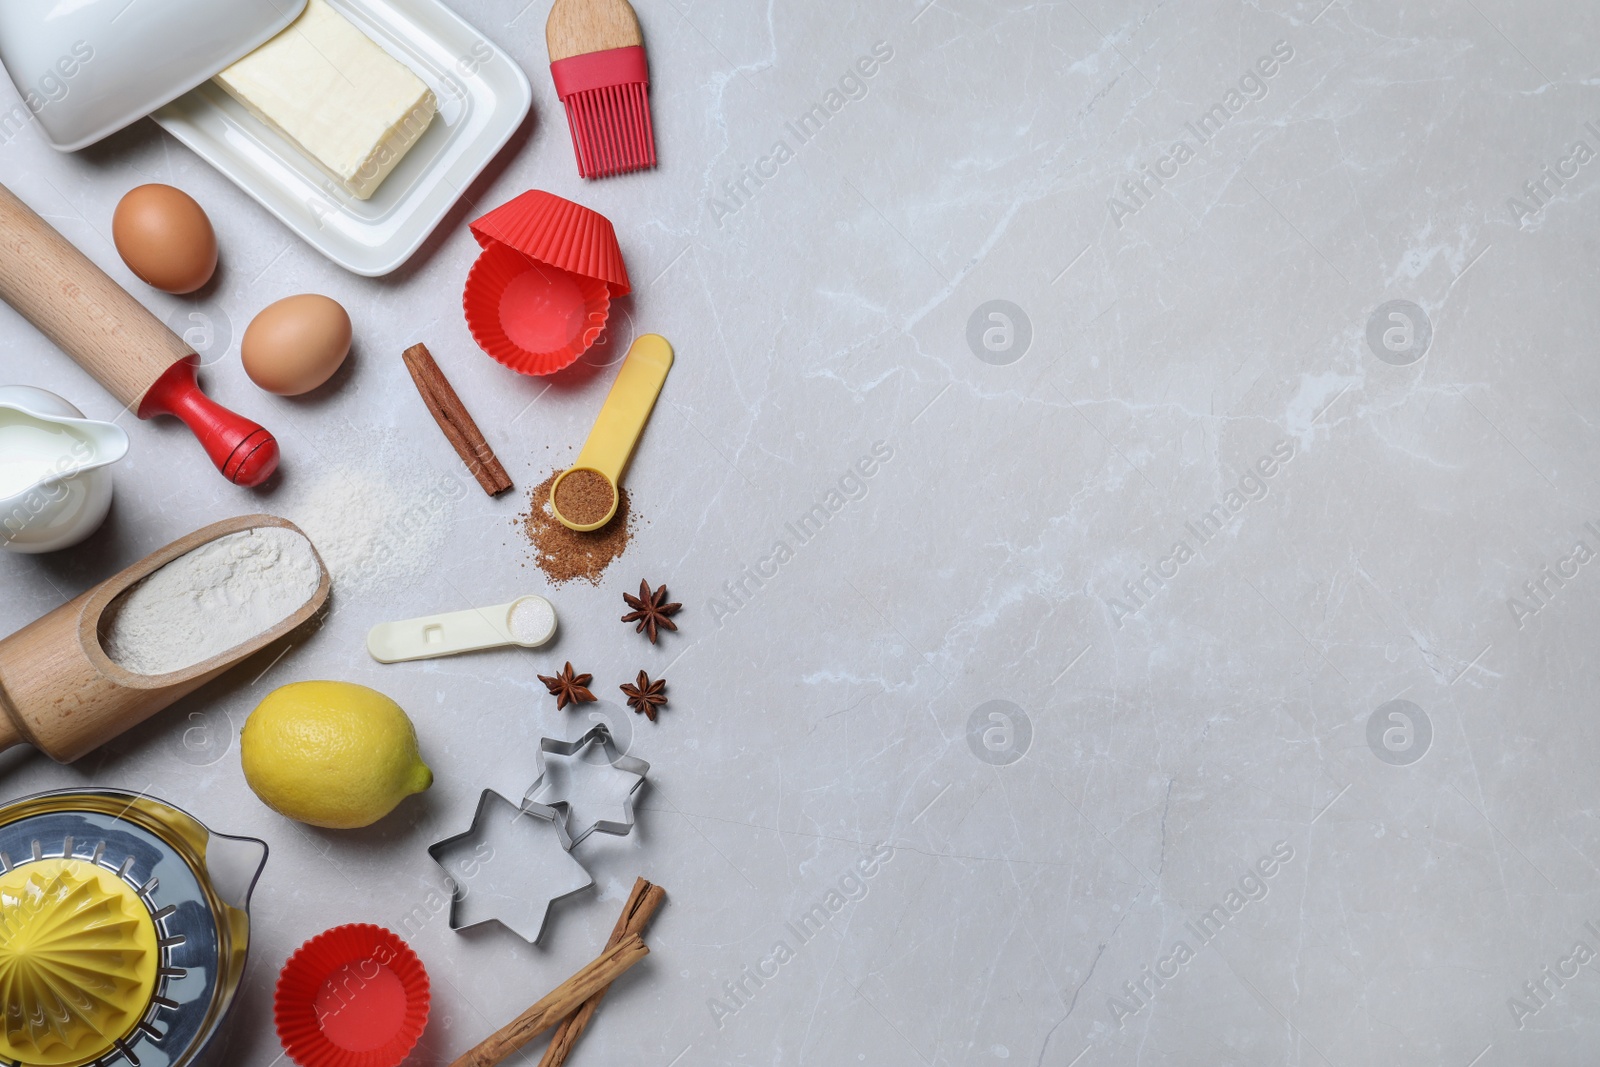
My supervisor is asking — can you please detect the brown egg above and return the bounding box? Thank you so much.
[241,295,353,396]
[112,185,218,294]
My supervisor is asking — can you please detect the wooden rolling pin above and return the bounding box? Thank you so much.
[0,182,279,486]
[0,515,328,764]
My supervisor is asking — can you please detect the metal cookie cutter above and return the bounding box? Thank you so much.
[524,722,650,849]
[427,790,592,945]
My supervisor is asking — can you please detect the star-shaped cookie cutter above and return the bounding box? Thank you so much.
[523,722,650,849]
[427,789,594,944]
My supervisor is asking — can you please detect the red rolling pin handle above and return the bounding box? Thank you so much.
[139,358,280,487]
[0,181,279,487]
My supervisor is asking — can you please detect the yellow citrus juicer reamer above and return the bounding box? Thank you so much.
[0,788,266,1067]
[549,334,673,531]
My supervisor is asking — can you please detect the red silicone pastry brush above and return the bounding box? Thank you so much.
[547,0,658,179]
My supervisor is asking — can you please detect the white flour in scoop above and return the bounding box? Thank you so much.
[101,527,322,676]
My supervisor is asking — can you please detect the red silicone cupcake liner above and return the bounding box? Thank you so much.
[274,924,430,1067]
[464,243,612,376]
[469,189,631,296]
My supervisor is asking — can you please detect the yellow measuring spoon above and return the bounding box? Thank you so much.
[550,334,673,531]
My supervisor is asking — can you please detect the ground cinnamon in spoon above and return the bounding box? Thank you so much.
[518,469,634,585]
[553,468,616,526]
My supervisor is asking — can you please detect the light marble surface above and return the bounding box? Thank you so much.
[2,0,1599,1063]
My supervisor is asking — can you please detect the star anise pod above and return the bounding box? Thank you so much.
[621,580,681,644]
[620,670,668,721]
[537,662,596,710]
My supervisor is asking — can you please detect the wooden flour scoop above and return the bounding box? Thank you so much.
[0,515,329,764]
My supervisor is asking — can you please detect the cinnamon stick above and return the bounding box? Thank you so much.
[447,934,649,1067]
[539,878,667,1067]
[402,343,513,496]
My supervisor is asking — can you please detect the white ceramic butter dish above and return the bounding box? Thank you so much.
[152,0,531,276]
[0,0,529,276]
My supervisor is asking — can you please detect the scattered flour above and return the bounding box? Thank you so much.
[283,463,461,595]
[101,527,321,676]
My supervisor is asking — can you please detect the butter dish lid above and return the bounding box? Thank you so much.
[0,0,307,152]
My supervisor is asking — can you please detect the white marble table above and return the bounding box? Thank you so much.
[3,1,1599,1063]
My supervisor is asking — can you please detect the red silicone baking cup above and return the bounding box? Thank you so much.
[469,189,631,296]
[463,190,629,376]
[464,242,613,376]
[274,925,430,1067]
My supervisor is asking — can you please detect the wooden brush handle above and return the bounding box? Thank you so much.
[448,935,649,1067]
[0,182,192,409]
[547,0,643,61]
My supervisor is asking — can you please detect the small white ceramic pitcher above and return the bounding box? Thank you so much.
[0,385,128,553]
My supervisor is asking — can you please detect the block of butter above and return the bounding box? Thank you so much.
[215,0,436,200]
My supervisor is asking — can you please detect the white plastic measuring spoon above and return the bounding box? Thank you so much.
[367,595,557,663]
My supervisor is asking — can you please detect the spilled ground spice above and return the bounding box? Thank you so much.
[518,469,635,585]
[553,468,616,526]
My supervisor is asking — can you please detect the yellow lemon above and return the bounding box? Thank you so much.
[241,681,432,829]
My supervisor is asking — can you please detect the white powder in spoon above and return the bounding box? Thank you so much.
[509,597,556,645]
[101,527,322,676]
